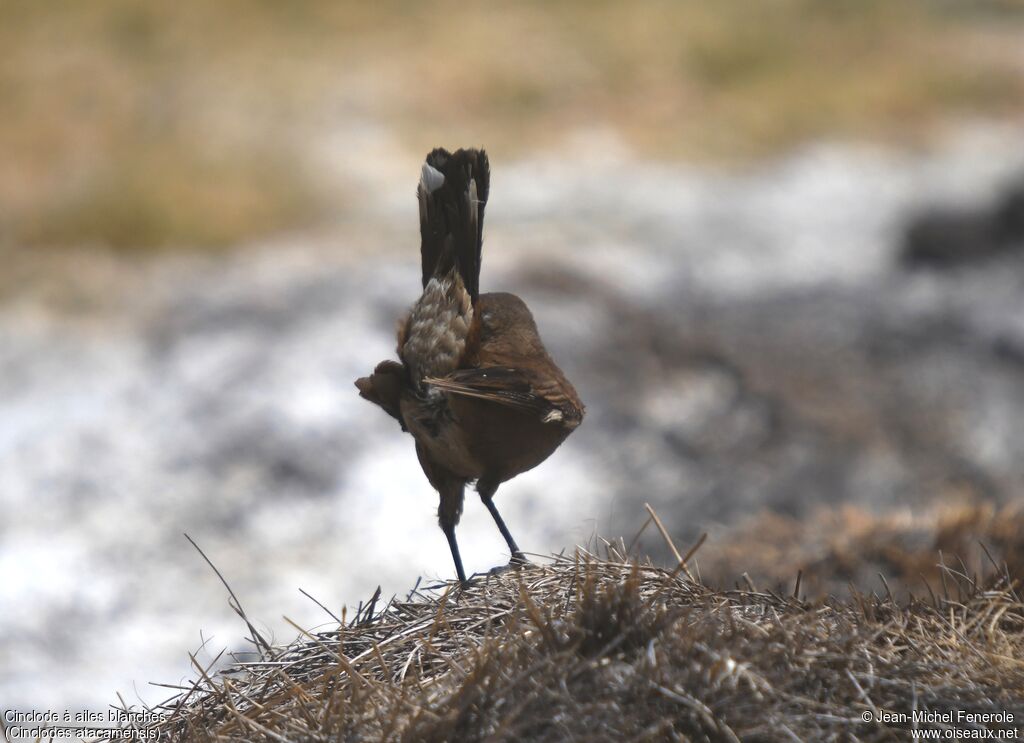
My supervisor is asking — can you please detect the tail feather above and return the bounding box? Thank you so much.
[417,147,490,302]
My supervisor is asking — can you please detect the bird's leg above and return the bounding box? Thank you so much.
[478,480,525,564]
[442,522,468,586]
[437,478,468,586]
[483,498,524,562]
[417,444,469,586]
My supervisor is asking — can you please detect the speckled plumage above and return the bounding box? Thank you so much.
[401,275,474,386]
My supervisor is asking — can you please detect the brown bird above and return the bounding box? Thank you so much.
[355,147,584,585]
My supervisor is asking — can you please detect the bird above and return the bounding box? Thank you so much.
[355,147,584,585]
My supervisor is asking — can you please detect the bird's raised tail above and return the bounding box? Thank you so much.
[417,148,490,303]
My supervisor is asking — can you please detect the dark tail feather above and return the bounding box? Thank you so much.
[417,147,490,302]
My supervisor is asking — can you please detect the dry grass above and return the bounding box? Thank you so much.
[702,502,1024,599]
[2,1,1024,251]
[139,526,1023,741]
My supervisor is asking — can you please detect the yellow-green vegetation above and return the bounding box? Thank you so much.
[2,0,1023,251]
[145,528,1023,740]
[13,147,317,251]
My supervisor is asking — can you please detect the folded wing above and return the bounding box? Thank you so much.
[425,366,583,428]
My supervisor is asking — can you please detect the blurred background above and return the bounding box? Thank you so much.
[3,0,1024,716]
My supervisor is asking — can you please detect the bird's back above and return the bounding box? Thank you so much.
[473,292,583,426]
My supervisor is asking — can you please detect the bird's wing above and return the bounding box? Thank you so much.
[425,367,582,427]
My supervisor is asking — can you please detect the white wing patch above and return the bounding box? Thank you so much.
[542,410,564,424]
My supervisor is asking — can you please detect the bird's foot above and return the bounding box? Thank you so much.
[451,554,533,589]
[483,552,531,578]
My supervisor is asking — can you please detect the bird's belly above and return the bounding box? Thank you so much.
[449,396,572,483]
[400,392,572,484]
[400,394,483,479]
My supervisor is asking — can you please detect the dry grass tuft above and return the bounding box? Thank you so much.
[140,538,1023,741]
[703,502,1024,599]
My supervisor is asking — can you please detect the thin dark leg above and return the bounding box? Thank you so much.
[443,524,468,586]
[481,495,524,561]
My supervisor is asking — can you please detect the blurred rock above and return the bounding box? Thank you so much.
[900,175,1024,267]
